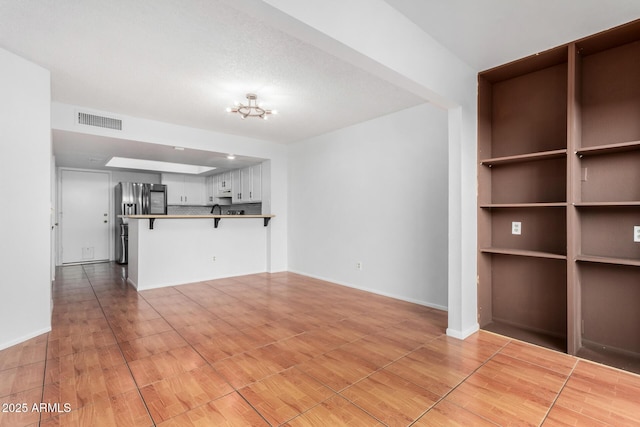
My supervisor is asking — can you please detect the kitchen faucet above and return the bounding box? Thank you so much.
[210,204,221,214]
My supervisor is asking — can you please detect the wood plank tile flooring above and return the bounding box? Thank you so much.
[1,263,640,426]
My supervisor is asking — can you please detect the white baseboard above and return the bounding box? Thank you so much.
[446,323,480,340]
[287,269,448,312]
[126,277,138,289]
[0,326,51,351]
[131,269,268,291]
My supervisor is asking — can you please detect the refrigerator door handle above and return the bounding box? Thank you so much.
[141,184,150,215]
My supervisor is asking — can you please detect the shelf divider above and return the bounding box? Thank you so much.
[574,201,640,207]
[480,202,567,208]
[576,255,640,267]
[480,149,567,167]
[576,140,640,156]
[481,247,567,260]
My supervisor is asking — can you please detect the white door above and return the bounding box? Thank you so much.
[60,170,110,264]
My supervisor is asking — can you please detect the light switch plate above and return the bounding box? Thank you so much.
[512,222,521,235]
[634,226,640,242]
[581,167,588,182]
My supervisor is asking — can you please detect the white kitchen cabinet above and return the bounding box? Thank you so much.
[161,174,184,205]
[249,164,262,202]
[241,166,252,201]
[183,175,206,205]
[215,171,232,197]
[231,164,262,203]
[161,173,206,205]
[207,175,231,205]
[205,175,214,204]
[231,169,242,204]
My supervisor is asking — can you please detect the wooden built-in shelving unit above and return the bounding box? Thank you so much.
[478,19,640,373]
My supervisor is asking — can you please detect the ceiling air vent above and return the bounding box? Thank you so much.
[77,112,122,130]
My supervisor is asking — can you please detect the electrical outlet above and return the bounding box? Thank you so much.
[82,247,94,259]
[212,256,217,262]
[356,261,363,270]
[634,226,640,242]
[512,222,521,235]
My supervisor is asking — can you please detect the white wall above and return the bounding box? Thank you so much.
[288,104,449,309]
[0,48,52,349]
[242,0,479,338]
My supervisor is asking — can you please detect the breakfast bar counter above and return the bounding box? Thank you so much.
[122,214,275,291]
[123,214,275,229]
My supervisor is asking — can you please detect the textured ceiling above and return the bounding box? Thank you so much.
[0,0,424,145]
[2,0,640,172]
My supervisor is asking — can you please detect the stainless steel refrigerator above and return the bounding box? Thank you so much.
[115,182,167,264]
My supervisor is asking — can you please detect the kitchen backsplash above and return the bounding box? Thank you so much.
[168,203,262,215]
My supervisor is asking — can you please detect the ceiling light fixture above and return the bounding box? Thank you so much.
[227,154,236,160]
[226,93,277,120]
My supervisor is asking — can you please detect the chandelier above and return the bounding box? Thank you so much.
[226,93,277,120]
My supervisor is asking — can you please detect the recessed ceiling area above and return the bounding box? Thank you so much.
[105,158,216,175]
[52,130,264,175]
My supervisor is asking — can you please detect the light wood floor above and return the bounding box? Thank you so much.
[1,263,640,426]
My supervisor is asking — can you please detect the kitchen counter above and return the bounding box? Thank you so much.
[121,214,275,228]
[123,214,275,291]
[121,214,275,218]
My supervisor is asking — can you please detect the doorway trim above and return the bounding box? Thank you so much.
[56,167,113,266]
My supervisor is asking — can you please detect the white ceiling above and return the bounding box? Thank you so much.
[385,0,640,71]
[1,0,640,172]
[0,0,423,144]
